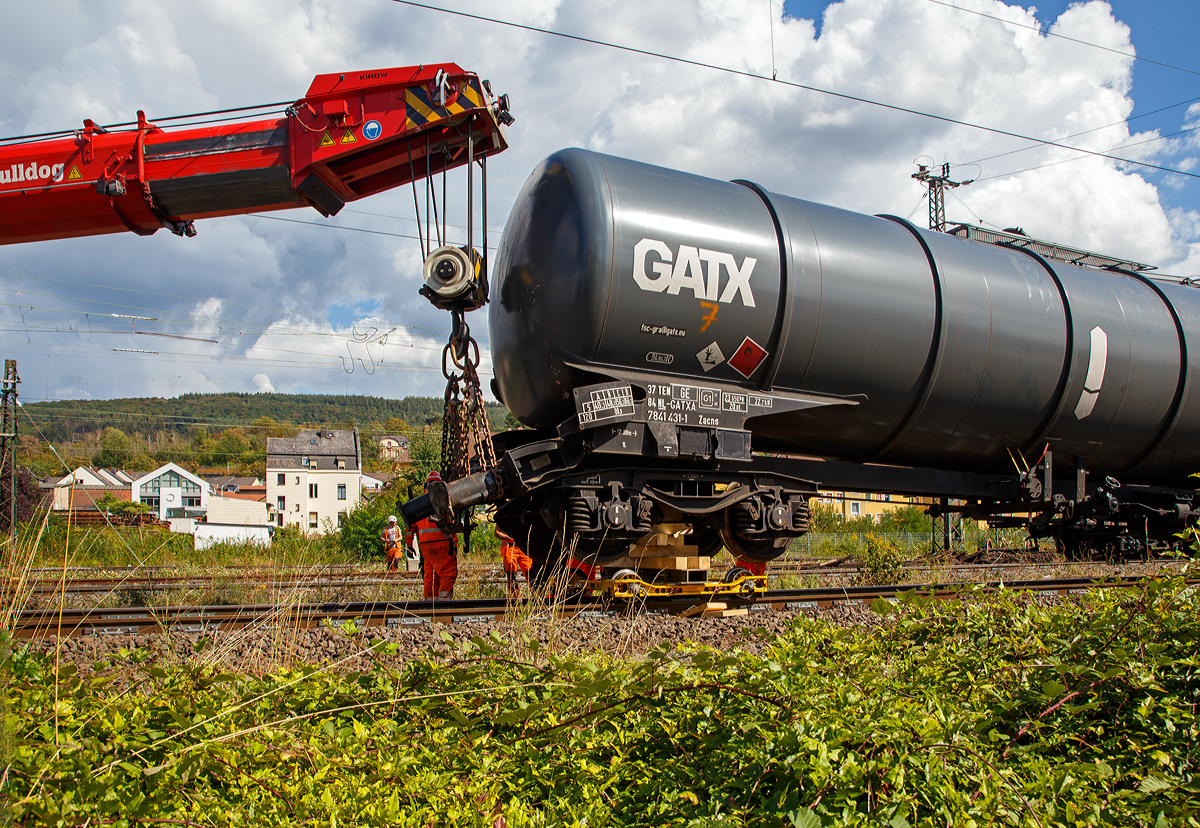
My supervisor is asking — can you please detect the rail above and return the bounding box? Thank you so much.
[13,575,1176,640]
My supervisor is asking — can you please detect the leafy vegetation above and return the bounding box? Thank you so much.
[17,393,510,477]
[848,533,905,586]
[23,393,508,443]
[810,504,934,535]
[6,575,1199,825]
[94,492,150,517]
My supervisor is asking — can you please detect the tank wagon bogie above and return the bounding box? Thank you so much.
[404,148,1200,564]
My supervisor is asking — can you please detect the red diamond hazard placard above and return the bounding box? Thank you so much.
[729,336,769,378]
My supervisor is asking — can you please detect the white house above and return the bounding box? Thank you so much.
[130,463,209,521]
[266,428,362,534]
[50,467,134,511]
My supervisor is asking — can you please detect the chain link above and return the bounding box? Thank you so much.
[439,309,496,531]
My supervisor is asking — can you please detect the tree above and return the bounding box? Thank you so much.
[93,427,134,469]
[879,505,933,533]
[397,430,442,500]
[210,429,251,466]
[338,491,392,561]
[384,417,407,433]
[360,434,382,471]
[126,453,158,473]
[0,467,46,531]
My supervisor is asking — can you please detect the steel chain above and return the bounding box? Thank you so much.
[439,310,496,527]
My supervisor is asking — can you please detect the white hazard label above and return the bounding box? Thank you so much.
[696,341,724,372]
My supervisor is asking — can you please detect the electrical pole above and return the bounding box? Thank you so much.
[0,360,19,532]
[912,163,973,232]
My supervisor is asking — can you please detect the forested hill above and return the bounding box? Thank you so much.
[24,393,509,443]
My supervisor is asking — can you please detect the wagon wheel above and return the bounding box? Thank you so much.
[719,509,791,564]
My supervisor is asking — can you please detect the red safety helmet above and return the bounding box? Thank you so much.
[425,470,442,489]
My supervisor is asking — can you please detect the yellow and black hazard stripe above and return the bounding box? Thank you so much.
[405,78,486,131]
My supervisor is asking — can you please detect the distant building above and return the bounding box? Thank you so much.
[206,492,273,526]
[266,428,362,534]
[130,463,210,521]
[203,475,263,493]
[813,491,935,523]
[376,434,410,463]
[49,467,134,512]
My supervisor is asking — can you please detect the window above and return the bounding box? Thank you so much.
[295,476,300,485]
[183,496,201,507]
[308,512,318,528]
[302,455,309,467]
[277,513,283,527]
[143,497,160,510]
[277,496,285,511]
[850,502,861,516]
[337,484,346,500]
[309,483,318,498]
[336,458,345,469]
[277,473,285,486]
[337,511,346,527]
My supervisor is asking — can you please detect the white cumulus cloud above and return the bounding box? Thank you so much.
[1,0,1197,402]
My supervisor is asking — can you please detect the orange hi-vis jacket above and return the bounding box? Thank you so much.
[407,517,458,598]
[495,529,532,574]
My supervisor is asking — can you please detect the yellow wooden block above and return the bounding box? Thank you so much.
[703,607,748,618]
[682,601,728,618]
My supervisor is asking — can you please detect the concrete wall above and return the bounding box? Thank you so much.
[207,495,270,526]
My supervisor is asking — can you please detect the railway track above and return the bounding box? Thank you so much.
[15,556,1183,596]
[13,575,1170,640]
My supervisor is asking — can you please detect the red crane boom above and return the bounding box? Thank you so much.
[0,63,510,245]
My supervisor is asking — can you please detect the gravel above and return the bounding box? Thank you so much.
[26,601,883,682]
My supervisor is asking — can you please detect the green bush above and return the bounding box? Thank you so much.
[96,492,150,517]
[8,575,1200,825]
[338,492,394,562]
[850,532,905,586]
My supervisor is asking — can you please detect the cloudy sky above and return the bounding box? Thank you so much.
[1,0,1198,407]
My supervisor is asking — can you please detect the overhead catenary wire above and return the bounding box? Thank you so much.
[390,0,1200,181]
[969,122,1200,184]
[0,270,489,342]
[928,0,1200,78]
[0,294,495,350]
[246,213,501,252]
[0,101,295,146]
[964,93,1200,167]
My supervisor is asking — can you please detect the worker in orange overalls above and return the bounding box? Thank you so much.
[404,471,458,598]
[381,515,401,574]
[495,527,532,597]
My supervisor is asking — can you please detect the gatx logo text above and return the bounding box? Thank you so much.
[632,238,756,307]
